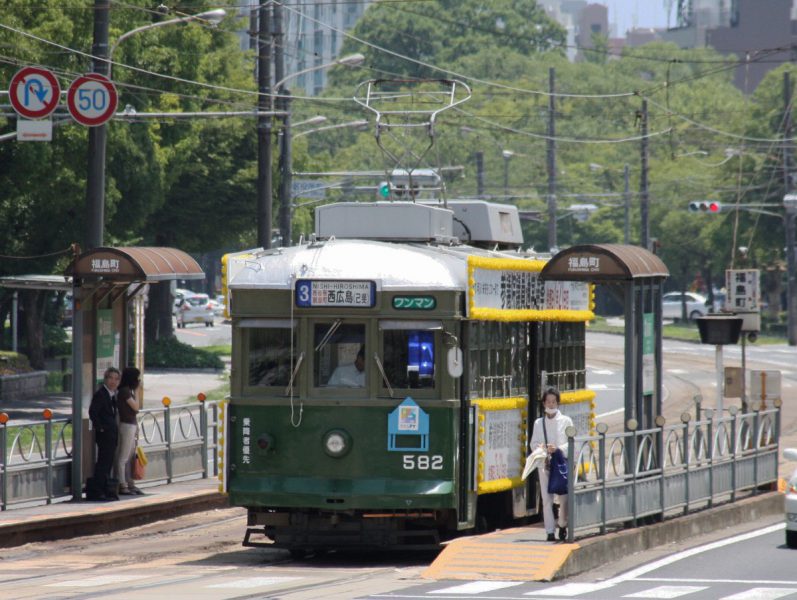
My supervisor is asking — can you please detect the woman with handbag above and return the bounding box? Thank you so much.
[114,367,144,496]
[530,387,573,542]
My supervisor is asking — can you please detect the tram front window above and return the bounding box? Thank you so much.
[314,322,366,388]
[382,329,435,389]
[247,326,294,387]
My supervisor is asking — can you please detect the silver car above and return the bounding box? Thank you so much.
[175,293,214,328]
[661,291,708,321]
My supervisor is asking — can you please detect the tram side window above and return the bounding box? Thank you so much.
[248,327,294,387]
[314,322,366,388]
[382,330,435,389]
[467,321,526,397]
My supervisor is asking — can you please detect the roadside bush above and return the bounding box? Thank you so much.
[145,336,224,370]
[0,351,32,375]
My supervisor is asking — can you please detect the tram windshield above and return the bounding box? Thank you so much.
[314,322,366,388]
[244,320,296,388]
[379,321,438,390]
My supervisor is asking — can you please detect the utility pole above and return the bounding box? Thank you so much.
[784,71,797,346]
[475,150,484,197]
[85,0,110,249]
[257,2,273,249]
[274,2,292,247]
[640,99,650,251]
[547,67,557,252]
[623,163,631,245]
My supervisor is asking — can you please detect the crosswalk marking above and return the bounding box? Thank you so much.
[528,582,616,596]
[591,369,614,375]
[623,585,707,598]
[45,574,147,588]
[429,581,522,594]
[587,383,608,389]
[719,588,797,600]
[207,576,302,589]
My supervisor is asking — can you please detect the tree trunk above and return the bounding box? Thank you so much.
[21,290,45,369]
[144,283,175,344]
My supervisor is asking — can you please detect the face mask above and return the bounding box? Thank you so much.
[545,407,558,416]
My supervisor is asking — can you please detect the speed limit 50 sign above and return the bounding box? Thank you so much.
[67,73,118,126]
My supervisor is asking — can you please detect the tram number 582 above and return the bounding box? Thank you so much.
[402,455,443,470]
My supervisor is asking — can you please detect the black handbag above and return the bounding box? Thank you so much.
[543,419,569,495]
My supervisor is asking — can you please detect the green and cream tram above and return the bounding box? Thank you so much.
[221,200,594,552]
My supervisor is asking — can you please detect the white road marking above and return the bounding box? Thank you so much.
[429,581,522,594]
[718,588,797,600]
[609,524,785,584]
[592,369,614,375]
[529,582,616,595]
[588,383,608,390]
[666,369,688,374]
[623,585,707,598]
[636,579,797,586]
[46,575,147,587]
[207,576,302,589]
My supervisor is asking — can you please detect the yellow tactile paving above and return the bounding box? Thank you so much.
[422,539,578,582]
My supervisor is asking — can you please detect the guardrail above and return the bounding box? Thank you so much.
[0,399,221,511]
[566,401,781,542]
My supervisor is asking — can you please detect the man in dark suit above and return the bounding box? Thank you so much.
[87,367,121,500]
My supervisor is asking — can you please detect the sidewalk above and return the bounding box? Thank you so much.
[0,477,228,549]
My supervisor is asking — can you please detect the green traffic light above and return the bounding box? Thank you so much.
[378,182,390,198]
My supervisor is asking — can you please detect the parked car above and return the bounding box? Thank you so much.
[175,293,214,328]
[208,294,226,317]
[173,288,192,316]
[662,291,708,321]
[785,447,797,549]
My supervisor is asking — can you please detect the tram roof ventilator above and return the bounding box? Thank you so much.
[314,199,523,249]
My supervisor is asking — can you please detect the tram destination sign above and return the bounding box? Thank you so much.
[295,279,376,308]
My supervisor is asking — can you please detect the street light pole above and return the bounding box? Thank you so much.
[274,53,364,246]
[86,0,110,250]
[624,164,631,245]
[502,149,513,200]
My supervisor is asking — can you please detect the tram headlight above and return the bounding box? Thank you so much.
[323,429,352,458]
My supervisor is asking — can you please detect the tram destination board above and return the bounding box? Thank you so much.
[295,279,377,308]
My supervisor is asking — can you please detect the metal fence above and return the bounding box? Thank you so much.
[565,402,782,542]
[0,400,221,511]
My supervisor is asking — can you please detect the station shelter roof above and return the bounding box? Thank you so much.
[66,247,204,283]
[540,243,669,281]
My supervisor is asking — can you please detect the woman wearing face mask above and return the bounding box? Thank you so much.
[530,387,573,542]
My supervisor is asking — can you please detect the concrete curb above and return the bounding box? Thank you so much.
[558,491,783,578]
[0,491,229,549]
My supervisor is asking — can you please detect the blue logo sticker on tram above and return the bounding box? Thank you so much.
[387,397,430,452]
[295,279,376,308]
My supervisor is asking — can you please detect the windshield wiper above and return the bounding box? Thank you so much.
[372,353,394,398]
[314,319,342,353]
[284,351,305,395]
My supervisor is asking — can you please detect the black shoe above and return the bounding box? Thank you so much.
[119,489,136,496]
[546,533,556,542]
[558,526,567,541]
[129,487,145,495]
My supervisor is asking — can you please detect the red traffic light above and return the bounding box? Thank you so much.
[687,201,722,213]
